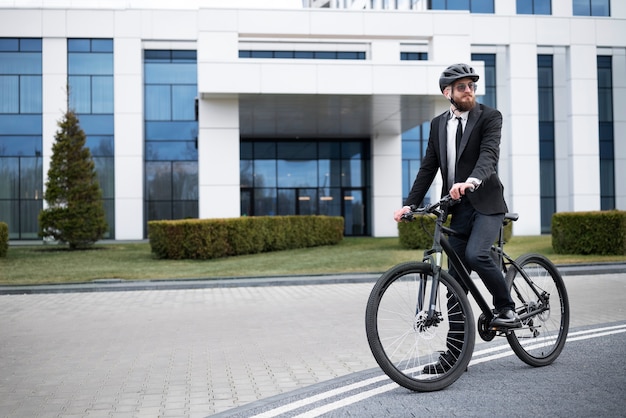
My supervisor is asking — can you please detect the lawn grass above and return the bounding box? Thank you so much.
[0,236,624,286]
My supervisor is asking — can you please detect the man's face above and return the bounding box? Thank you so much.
[447,77,476,112]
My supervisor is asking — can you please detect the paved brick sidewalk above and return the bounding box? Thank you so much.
[0,273,624,417]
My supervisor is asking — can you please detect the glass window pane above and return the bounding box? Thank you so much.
[254,160,276,187]
[277,142,316,159]
[448,0,469,10]
[0,39,19,51]
[254,188,277,216]
[86,135,114,156]
[92,76,113,113]
[516,0,532,13]
[254,142,276,159]
[342,159,363,187]
[19,157,42,199]
[573,0,589,15]
[318,159,341,188]
[535,0,551,14]
[91,39,113,52]
[69,75,91,113]
[277,189,295,215]
[77,114,114,135]
[277,159,316,187]
[146,162,172,200]
[68,53,113,75]
[93,156,115,199]
[145,121,197,140]
[471,0,493,13]
[172,201,198,220]
[591,0,609,16]
[0,75,19,113]
[319,188,341,216]
[145,141,197,161]
[145,85,171,120]
[240,160,253,187]
[0,157,19,198]
[172,161,198,199]
[0,136,42,156]
[0,52,41,74]
[20,75,42,113]
[0,115,42,135]
[68,39,91,52]
[144,63,196,84]
[172,85,196,120]
[19,39,42,52]
[147,201,172,221]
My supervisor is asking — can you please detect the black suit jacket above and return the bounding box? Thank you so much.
[405,103,508,215]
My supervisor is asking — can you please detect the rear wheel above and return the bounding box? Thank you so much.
[365,262,475,392]
[505,254,569,367]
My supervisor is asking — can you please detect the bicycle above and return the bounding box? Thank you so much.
[365,195,570,391]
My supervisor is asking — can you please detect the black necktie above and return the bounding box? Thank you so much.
[455,117,463,151]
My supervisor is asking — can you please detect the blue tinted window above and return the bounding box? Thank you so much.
[68,53,113,75]
[0,136,42,156]
[145,141,197,161]
[91,39,113,52]
[429,0,493,12]
[145,121,197,140]
[144,63,197,84]
[0,52,41,74]
[0,39,43,239]
[0,115,42,135]
[68,39,91,52]
[517,0,551,14]
[20,39,42,52]
[574,0,609,16]
[77,115,114,135]
[0,38,19,51]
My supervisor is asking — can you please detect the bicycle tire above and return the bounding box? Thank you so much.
[505,254,570,367]
[365,262,475,392]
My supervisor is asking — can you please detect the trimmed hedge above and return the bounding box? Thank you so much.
[148,215,344,260]
[552,210,626,255]
[398,214,513,249]
[0,222,7,258]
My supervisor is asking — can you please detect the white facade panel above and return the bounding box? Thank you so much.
[1,3,624,241]
[66,10,115,38]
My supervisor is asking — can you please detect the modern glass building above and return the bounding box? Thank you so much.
[1,0,624,240]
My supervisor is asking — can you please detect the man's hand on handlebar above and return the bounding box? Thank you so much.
[393,206,412,222]
[449,182,475,200]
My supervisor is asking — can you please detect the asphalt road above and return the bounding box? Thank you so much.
[1,270,625,418]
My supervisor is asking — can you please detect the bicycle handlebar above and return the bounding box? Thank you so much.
[400,195,460,221]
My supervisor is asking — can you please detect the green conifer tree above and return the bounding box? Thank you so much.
[39,110,108,249]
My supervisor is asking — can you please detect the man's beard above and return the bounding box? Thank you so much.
[453,95,476,112]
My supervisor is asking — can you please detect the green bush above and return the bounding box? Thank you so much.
[398,214,513,249]
[148,215,344,260]
[552,210,626,255]
[0,222,8,258]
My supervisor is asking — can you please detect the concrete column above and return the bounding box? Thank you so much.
[505,43,541,235]
[114,37,144,240]
[370,130,402,237]
[198,97,241,219]
[566,44,600,211]
[41,38,67,210]
[612,48,626,210]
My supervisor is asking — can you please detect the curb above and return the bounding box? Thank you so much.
[1,262,625,295]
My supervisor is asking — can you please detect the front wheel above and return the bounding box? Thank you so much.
[365,262,475,392]
[505,254,569,367]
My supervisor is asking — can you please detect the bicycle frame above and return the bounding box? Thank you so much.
[417,197,549,327]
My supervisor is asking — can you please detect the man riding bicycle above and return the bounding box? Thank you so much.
[393,63,522,372]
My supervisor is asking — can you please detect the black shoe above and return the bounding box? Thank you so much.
[423,351,457,374]
[490,308,522,329]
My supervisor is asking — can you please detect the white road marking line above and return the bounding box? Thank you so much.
[253,324,626,418]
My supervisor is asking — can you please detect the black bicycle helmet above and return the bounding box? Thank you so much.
[439,63,479,92]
